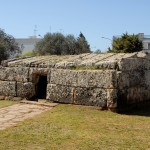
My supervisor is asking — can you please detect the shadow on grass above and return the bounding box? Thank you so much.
[120,106,150,117]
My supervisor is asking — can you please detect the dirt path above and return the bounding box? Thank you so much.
[0,101,58,130]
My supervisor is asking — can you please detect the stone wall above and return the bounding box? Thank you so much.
[117,53,150,110]
[0,66,35,99]
[46,69,117,110]
[0,66,118,110]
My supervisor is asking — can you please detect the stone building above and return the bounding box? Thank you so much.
[0,52,150,111]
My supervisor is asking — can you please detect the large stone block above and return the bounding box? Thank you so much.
[29,68,49,82]
[46,84,72,103]
[117,87,150,107]
[137,52,150,61]
[49,69,78,86]
[15,67,29,82]
[0,67,29,82]
[77,70,117,88]
[46,84,108,109]
[49,69,117,88]
[55,61,78,69]
[119,56,150,71]
[126,87,150,104]
[118,58,144,71]
[117,71,145,89]
[95,60,117,70]
[0,81,16,96]
[144,70,150,87]
[74,87,107,108]
[17,82,35,99]
[142,59,150,70]
[126,87,141,104]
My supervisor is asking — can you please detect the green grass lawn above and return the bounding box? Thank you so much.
[0,100,17,108]
[0,104,150,150]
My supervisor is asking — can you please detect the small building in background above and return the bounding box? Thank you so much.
[15,36,41,54]
[138,33,150,52]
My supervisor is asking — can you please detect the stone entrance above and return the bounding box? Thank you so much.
[36,75,47,99]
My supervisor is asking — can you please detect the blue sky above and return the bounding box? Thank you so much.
[1,0,150,52]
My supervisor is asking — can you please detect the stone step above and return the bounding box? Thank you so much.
[20,100,58,107]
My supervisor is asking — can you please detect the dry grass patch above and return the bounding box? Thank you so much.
[0,104,150,150]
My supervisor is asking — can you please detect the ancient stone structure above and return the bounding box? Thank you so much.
[0,52,150,111]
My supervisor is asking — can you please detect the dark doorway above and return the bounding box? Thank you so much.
[37,75,47,99]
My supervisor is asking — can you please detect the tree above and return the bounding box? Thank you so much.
[75,32,91,54]
[65,34,77,54]
[34,32,91,55]
[108,33,143,53]
[0,28,21,62]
